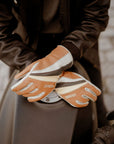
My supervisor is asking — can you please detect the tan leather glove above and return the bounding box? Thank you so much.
[11,45,73,102]
[55,71,101,107]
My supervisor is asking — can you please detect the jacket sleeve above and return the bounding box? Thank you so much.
[0,1,38,70]
[62,0,110,60]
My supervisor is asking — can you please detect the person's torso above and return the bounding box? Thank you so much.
[41,0,64,33]
[13,0,83,35]
[12,0,100,68]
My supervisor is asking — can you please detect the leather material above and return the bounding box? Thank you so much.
[0,0,110,70]
[11,45,73,102]
[55,71,101,107]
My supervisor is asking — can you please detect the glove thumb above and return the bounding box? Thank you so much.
[14,62,34,79]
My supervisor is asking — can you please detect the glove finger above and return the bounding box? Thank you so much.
[75,73,101,96]
[58,90,89,107]
[23,88,40,97]
[15,68,30,80]
[62,79,100,101]
[61,90,89,102]
[27,92,46,102]
[81,90,97,102]
[85,83,101,96]
[16,84,36,95]
[11,77,30,92]
[23,83,54,97]
[75,100,89,108]
[73,82,99,101]
[14,61,37,79]
[65,98,89,108]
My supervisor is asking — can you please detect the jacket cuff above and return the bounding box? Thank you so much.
[61,42,81,60]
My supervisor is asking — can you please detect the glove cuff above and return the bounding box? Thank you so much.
[49,45,73,71]
[61,42,81,60]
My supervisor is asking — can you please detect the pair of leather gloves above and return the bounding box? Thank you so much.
[11,45,101,107]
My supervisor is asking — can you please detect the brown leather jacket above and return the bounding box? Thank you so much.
[0,0,110,70]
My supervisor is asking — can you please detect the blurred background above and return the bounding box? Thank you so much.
[0,0,114,112]
[99,0,114,112]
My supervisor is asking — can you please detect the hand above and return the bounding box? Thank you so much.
[11,45,73,102]
[55,71,101,107]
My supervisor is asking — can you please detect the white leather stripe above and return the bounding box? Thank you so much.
[82,95,95,102]
[31,53,73,74]
[83,95,95,102]
[65,93,76,99]
[18,83,33,92]
[57,77,83,83]
[30,88,39,94]
[82,95,89,100]
[29,75,59,82]
[11,75,28,90]
[27,92,45,100]
[56,82,87,94]
[11,63,39,90]
[85,88,97,97]
[76,100,89,105]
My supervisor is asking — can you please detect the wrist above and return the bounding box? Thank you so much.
[44,45,73,72]
[61,41,81,60]
[55,45,73,68]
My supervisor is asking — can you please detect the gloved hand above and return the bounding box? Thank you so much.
[11,45,73,102]
[55,71,101,107]
[92,125,114,144]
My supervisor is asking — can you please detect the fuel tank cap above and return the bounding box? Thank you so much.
[41,90,61,103]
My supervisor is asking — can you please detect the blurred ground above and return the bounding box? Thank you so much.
[99,0,114,111]
[0,1,114,112]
